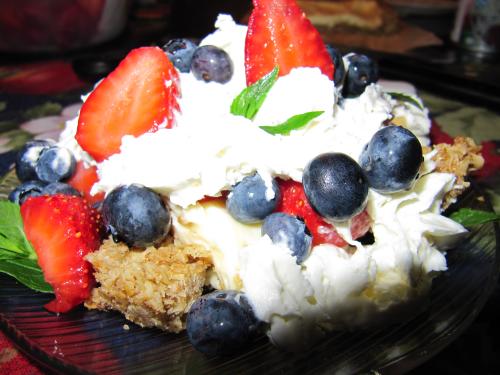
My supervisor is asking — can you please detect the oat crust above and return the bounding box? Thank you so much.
[427,136,484,208]
[85,239,212,333]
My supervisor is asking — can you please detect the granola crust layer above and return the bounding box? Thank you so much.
[85,239,212,333]
[427,136,484,208]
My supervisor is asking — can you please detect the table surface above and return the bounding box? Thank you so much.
[0,2,499,374]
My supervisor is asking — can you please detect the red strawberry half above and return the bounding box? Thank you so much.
[76,46,180,162]
[21,195,102,313]
[245,0,334,85]
[275,179,371,247]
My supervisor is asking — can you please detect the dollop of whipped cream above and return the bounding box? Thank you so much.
[61,14,467,350]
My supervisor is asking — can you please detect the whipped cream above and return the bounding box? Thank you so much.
[93,72,391,207]
[61,14,467,350]
[173,163,466,348]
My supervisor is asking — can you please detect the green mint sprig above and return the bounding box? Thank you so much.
[387,92,424,111]
[231,67,325,135]
[0,201,52,293]
[230,66,279,120]
[259,111,324,135]
[450,208,500,227]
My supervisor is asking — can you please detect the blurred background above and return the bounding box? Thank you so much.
[0,0,497,53]
[0,0,498,107]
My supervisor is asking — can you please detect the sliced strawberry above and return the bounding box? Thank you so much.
[21,195,102,313]
[245,0,334,85]
[275,179,371,247]
[67,161,105,205]
[76,46,180,162]
[350,209,372,240]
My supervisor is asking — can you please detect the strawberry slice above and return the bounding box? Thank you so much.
[350,209,372,240]
[21,195,102,313]
[67,161,104,205]
[275,179,371,247]
[76,46,180,162]
[245,0,334,85]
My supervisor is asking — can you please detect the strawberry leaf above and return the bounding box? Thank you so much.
[230,66,279,120]
[450,208,500,227]
[0,200,52,293]
[259,111,324,135]
[387,92,424,111]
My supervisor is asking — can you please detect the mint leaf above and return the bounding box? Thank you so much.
[450,208,500,226]
[259,111,324,135]
[0,201,36,258]
[231,66,279,120]
[0,258,52,293]
[0,201,52,293]
[387,92,424,111]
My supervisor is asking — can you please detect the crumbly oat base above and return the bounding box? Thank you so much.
[426,136,484,209]
[85,239,212,333]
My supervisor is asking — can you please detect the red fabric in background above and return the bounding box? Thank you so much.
[0,61,86,95]
[0,331,42,374]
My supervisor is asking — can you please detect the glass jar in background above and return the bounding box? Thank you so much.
[452,0,500,55]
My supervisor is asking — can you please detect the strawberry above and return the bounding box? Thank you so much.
[20,195,102,313]
[76,46,180,162]
[349,209,372,240]
[245,0,334,85]
[67,161,105,205]
[275,179,371,247]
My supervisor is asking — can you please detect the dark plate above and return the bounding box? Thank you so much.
[0,170,499,375]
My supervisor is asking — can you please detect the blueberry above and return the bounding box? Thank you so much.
[342,53,379,98]
[326,45,345,87]
[262,213,312,263]
[303,153,368,221]
[15,140,55,182]
[226,173,280,224]
[102,184,171,248]
[359,125,423,193]
[8,180,47,205]
[163,38,198,73]
[191,45,233,84]
[42,182,81,197]
[35,146,76,183]
[186,290,260,356]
